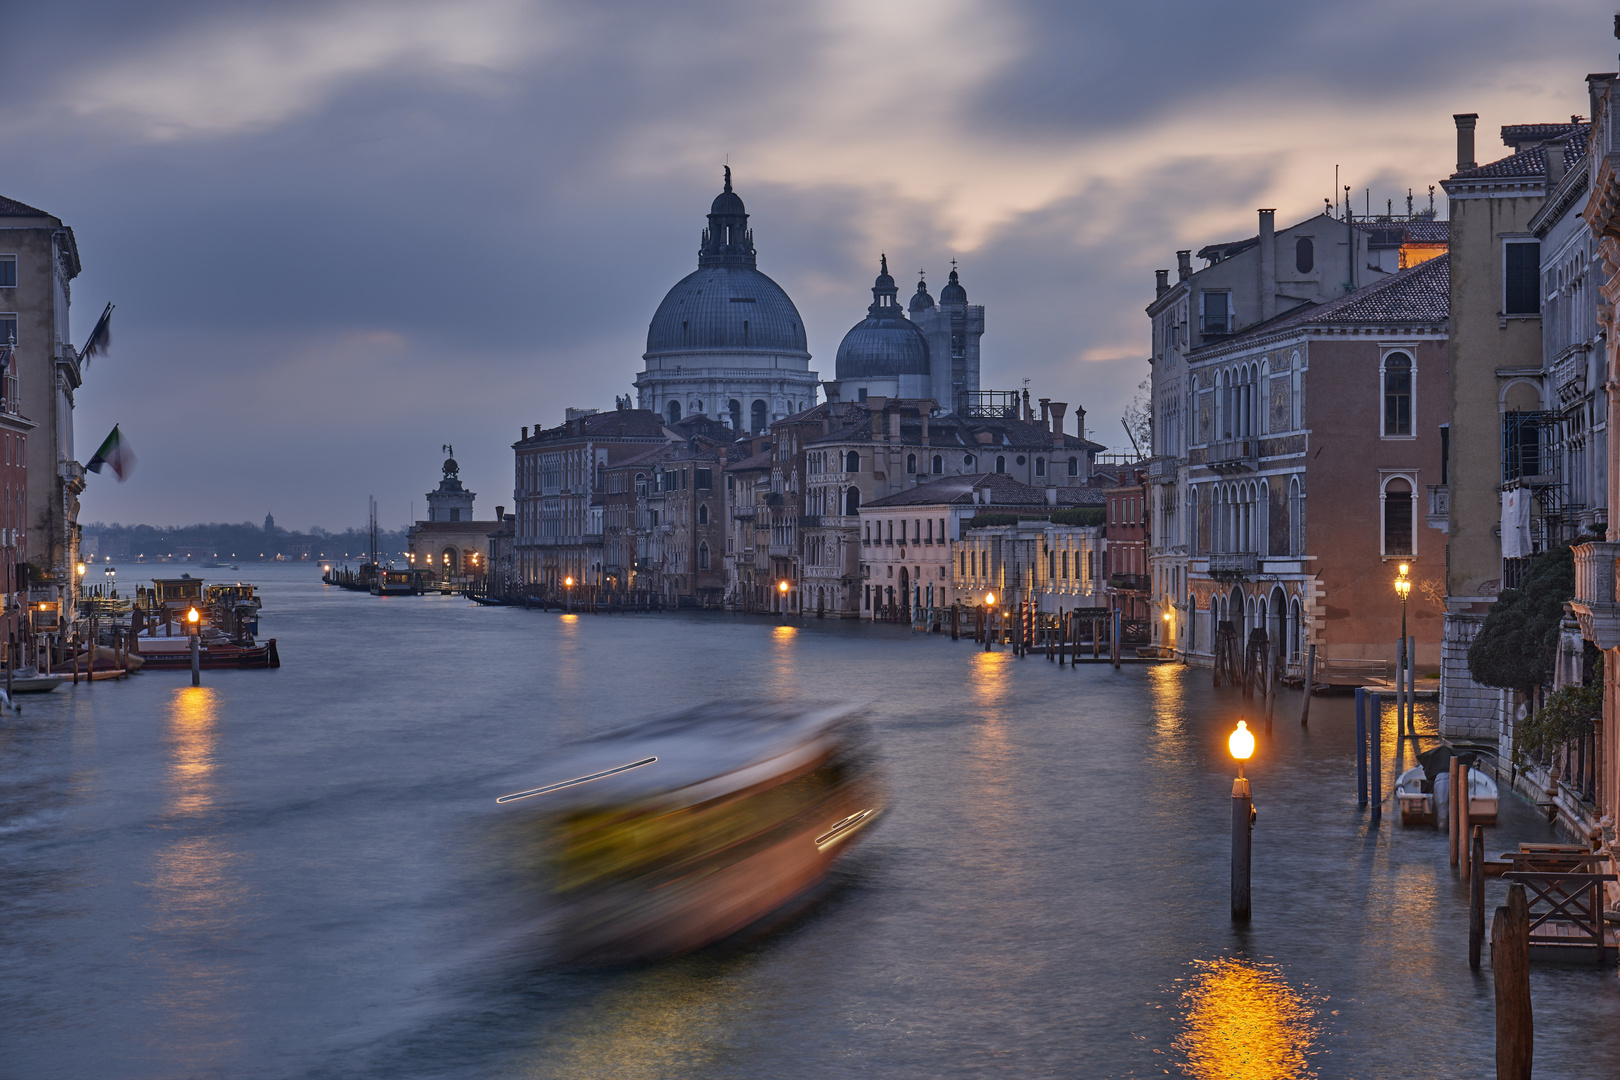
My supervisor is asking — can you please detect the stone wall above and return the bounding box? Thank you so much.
[1440,609,1500,739]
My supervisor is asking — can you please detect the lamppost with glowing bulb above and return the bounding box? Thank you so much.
[778,579,790,621]
[103,565,116,599]
[983,592,996,652]
[1229,719,1256,922]
[1395,562,1411,737]
[565,575,574,613]
[187,605,201,686]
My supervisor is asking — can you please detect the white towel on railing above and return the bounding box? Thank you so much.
[1501,488,1532,560]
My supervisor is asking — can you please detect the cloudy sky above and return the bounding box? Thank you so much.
[2,0,1613,529]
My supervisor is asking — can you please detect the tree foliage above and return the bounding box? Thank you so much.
[1466,544,1574,695]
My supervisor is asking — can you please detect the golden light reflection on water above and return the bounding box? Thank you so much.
[970,650,1009,708]
[165,686,220,818]
[771,624,797,640]
[523,964,753,1080]
[1173,957,1319,1080]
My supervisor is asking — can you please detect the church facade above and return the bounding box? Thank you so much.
[634,170,820,432]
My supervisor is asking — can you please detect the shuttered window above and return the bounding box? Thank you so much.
[1504,242,1540,315]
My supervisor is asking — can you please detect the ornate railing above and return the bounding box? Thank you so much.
[1206,439,1258,474]
[1208,552,1257,578]
[1147,456,1178,484]
[1569,541,1620,648]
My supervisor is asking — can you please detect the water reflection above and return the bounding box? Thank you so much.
[147,686,248,1067]
[1173,957,1319,1079]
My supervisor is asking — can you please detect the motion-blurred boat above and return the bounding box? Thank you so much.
[500,702,884,963]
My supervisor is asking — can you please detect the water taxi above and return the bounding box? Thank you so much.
[500,703,884,963]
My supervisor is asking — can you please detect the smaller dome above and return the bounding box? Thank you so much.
[834,257,930,379]
[940,267,967,304]
[443,457,459,476]
[909,275,934,313]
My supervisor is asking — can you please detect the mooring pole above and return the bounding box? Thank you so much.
[1469,825,1485,970]
[1493,883,1533,1080]
[1300,643,1316,726]
[1232,773,1252,922]
[1369,692,1382,824]
[1355,687,1367,806]
[190,626,201,687]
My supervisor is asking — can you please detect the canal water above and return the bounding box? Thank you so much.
[4,564,1619,1079]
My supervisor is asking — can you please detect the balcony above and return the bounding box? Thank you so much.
[1570,541,1620,648]
[732,505,757,519]
[1552,344,1590,404]
[1108,573,1148,592]
[1426,485,1449,532]
[767,543,794,558]
[1147,456,1178,484]
[1206,438,1258,474]
[1208,552,1257,580]
[800,515,822,528]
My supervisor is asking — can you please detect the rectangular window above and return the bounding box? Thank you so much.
[1035,457,1046,477]
[0,315,15,346]
[0,257,14,288]
[695,468,712,489]
[1201,291,1230,334]
[1382,354,1412,436]
[1504,242,1540,315]
[1383,485,1414,556]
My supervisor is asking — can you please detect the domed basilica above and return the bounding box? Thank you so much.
[635,171,985,426]
[635,169,819,432]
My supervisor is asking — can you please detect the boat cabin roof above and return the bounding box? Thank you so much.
[507,702,864,812]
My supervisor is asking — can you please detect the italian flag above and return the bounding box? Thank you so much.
[87,425,135,481]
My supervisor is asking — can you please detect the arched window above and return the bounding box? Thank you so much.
[1068,456,1079,476]
[728,399,742,430]
[845,487,860,515]
[846,450,860,472]
[906,453,917,474]
[1295,236,1314,274]
[932,454,943,474]
[1383,353,1412,436]
[1289,476,1303,555]
[751,399,768,432]
[698,504,709,525]
[995,455,1006,474]
[694,400,703,412]
[1382,476,1414,556]
[698,543,710,570]
[666,400,682,423]
[964,454,975,469]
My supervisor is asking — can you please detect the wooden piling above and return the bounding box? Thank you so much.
[1300,644,1316,725]
[1263,640,1276,734]
[1492,883,1533,1080]
[1458,761,1470,867]
[1460,779,1472,882]
[1354,687,1367,805]
[1469,825,1485,970]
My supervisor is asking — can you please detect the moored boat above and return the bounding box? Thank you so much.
[1395,765,1434,826]
[500,702,884,963]
[133,637,280,669]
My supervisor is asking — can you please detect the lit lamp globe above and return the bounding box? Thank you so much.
[186,606,200,630]
[779,581,789,594]
[1228,719,1255,778]
[76,562,86,578]
[984,592,995,607]
[565,576,574,588]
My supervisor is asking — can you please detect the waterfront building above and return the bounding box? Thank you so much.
[859,472,1101,620]
[601,435,730,605]
[1438,114,1585,738]
[1172,254,1449,671]
[511,406,670,589]
[0,333,28,654]
[405,449,505,581]
[722,436,773,611]
[954,518,1107,617]
[785,397,1104,617]
[0,194,89,604]
[1145,207,1423,671]
[1103,471,1150,627]
[634,170,819,430]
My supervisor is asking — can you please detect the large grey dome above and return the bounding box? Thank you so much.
[834,256,931,378]
[645,266,809,357]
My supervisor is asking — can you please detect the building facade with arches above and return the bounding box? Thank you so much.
[406,449,508,583]
[1166,255,1450,670]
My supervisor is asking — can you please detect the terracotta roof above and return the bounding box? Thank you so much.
[863,473,1104,509]
[0,195,50,217]
[1277,253,1449,328]
[1353,219,1449,245]
[519,409,668,446]
[1452,125,1588,180]
[724,448,773,472]
[810,412,1104,454]
[1502,122,1585,149]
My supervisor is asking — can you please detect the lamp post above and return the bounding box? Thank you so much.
[187,605,201,686]
[104,565,116,599]
[1395,562,1411,738]
[1229,719,1256,922]
[778,579,789,622]
[984,592,996,652]
[565,575,574,613]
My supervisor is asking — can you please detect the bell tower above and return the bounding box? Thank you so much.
[426,445,476,523]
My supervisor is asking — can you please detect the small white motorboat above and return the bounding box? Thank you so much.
[1395,765,1435,826]
[1433,766,1499,827]
[6,668,65,693]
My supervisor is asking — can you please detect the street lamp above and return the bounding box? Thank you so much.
[1395,562,1412,736]
[984,591,996,652]
[565,575,574,613]
[778,579,790,620]
[1229,719,1256,922]
[104,565,116,599]
[186,605,201,687]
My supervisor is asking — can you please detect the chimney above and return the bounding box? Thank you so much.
[920,413,930,445]
[981,486,993,506]
[1022,388,1032,420]
[1045,486,1058,506]
[1039,398,1051,429]
[495,505,505,519]
[1075,405,1087,441]
[1155,269,1170,297]
[871,411,884,441]
[521,426,529,440]
[1176,250,1192,281]
[888,409,901,440]
[1544,140,1566,187]
[1258,209,1276,321]
[1588,74,1613,129]
[1048,401,1068,445]
[1454,113,1479,172]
